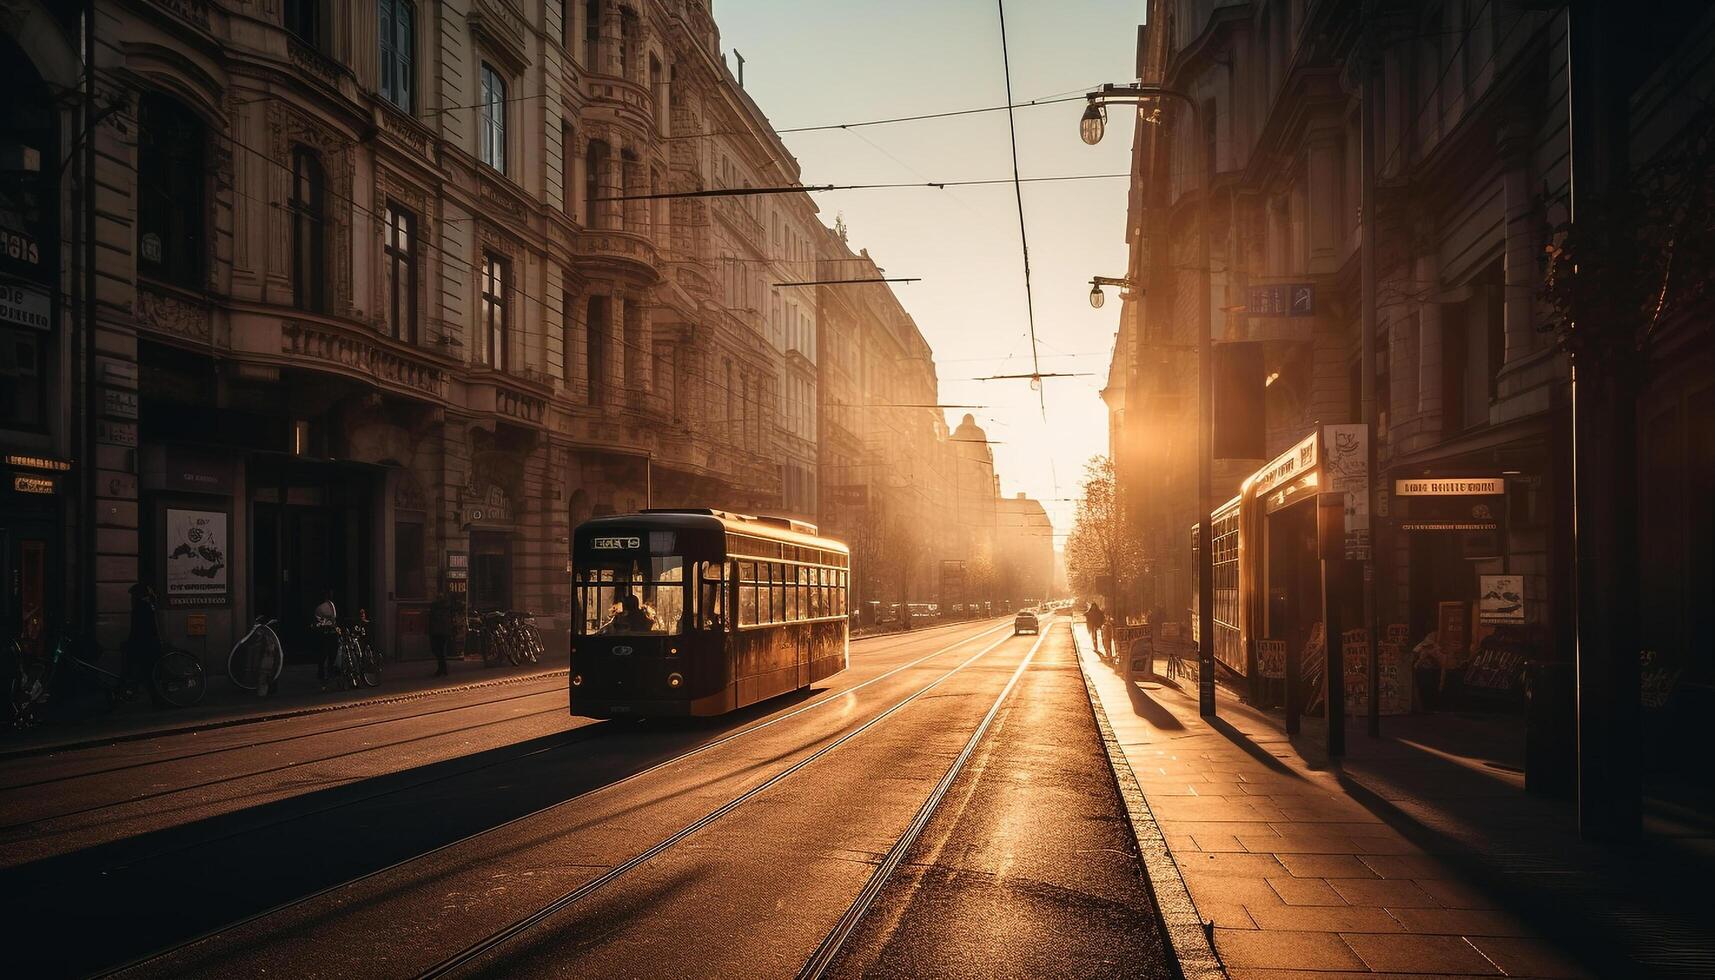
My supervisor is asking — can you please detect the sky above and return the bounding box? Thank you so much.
[714,0,1144,545]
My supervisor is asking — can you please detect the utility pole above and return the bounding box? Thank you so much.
[1359,22,1382,740]
[1196,107,1216,719]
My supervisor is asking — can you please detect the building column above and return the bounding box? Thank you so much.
[1415,252,1442,433]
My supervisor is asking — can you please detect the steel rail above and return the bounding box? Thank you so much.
[101,619,1015,979]
[414,625,1036,979]
[796,624,1050,978]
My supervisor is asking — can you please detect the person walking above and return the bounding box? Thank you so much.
[313,589,340,690]
[428,592,452,677]
[122,584,164,705]
[1085,600,1107,658]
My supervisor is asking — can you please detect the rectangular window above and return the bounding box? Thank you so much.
[379,0,415,112]
[586,294,608,404]
[738,560,757,625]
[480,64,507,173]
[285,0,320,47]
[561,121,575,217]
[290,146,326,313]
[384,204,416,342]
[584,0,600,68]
[586,140,607,229]
[575,558,684,635]
[138,94,206,291]
[480,252,508,369]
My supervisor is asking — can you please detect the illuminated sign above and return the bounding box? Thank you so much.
[592,536,640,550]
[1394,478,1504,496]
[1251,432,1318,497]
[5,454,71,471]
[0,277,50,331]
[13,475,55,494]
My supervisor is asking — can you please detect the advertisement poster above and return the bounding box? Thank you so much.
[1257,639,1287,679]
[1322,424,1370,560]
[1478,574,1525,624]
[166,508,228,604]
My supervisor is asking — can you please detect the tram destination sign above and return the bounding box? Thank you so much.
[1394,477,1504,496]
[592,536,641,550]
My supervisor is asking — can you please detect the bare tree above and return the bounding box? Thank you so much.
[1065,456,1142,615]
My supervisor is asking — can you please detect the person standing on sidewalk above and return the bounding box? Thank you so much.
[1085,600,1107,657]
[427,592,452,677]
[313,589,340,690]
[122,584,164,705]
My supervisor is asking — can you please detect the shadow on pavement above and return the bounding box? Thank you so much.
[0,692,807,977]
[1125,679,1186,731]
[1207,715,1305,780]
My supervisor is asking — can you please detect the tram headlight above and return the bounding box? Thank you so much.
[668,672,683,689]
[571,673,583,687]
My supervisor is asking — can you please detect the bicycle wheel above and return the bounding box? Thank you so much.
[227,633,259,691]
[504,630,523,666]
[341,638,363,689]
[9,661,49,729]
[153,649,206,707]
[359,643,381,688]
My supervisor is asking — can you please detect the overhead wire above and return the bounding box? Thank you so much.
[993,0,1047,420]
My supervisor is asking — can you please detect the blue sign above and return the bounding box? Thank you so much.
[1247,283,1315,317]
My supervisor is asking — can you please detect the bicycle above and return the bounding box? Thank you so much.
[346,614,382,688]
[228,616,286,693]
[509,611,543,665]
[9,628,205,728]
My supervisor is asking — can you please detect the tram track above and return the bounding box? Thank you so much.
[412,625,1032,979]
[101,618,1020,979]
[797,626,1048,979]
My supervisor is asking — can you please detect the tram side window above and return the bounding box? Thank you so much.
[770,562,785,623]
[738,560,757,626]
[786,565,800,621]
[699,561,726,631]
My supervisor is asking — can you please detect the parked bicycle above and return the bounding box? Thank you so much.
[8,626,205,728]
[228,616,286,693]
[343,611,382,689]
[468,610,543,667]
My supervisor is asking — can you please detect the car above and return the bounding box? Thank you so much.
[1014,609,1039,635]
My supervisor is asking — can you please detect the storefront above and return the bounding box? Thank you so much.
[1,455,69,656]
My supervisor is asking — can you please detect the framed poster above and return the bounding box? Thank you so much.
[165,508,228,605]
[1478,574,1525,624]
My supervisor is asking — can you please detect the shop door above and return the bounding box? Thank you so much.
[251,486,370,657]
[469,531,514,613]
[1,524,52,656]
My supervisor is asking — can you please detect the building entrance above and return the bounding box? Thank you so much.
[250,459,373,658]
[468,530,514,613]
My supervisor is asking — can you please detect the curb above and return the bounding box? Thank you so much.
[1069,623,1226,980]
[0,665,570,760]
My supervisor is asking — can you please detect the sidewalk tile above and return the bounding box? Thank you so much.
[1342,932,1501,975]
[1214,928,1367,971]
[1238,832,1360,854]
[1414,878,1501,910]
[1329,876,1443,908]
[1464,936,1595,978]
[1275,854,1380,879]
[1245,904,1407,933]
[1191,832,1250,852]
[1199,900,1259,930]
[1360,854,1456,879]
[1228,972,1459,980]
[1267,876,1347,906]
[1174,851,1290,877]
[1182,873,1285,908]
[1385,907,1532,937]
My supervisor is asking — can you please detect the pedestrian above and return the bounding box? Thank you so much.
[428,591,452,677]
[122,583,164,705]
[1085,600,1107,657]
[313,589,340,690]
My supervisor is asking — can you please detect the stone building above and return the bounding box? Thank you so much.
[0,0,855,665]
[995,492,1053,608]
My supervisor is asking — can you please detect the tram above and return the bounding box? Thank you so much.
[570,509,850,718]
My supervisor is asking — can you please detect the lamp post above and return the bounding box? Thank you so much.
[1088,275,1134,309]
[1082,81,1216,718]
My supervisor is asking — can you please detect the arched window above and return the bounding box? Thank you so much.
[379,0,415,112]
[479,64,507,172]
[290,146,327,313]
[137,93,205,290]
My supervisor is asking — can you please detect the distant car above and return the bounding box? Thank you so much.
[1014,609,1039,635]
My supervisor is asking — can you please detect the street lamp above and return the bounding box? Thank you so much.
[1080,80,1217,718]
[1079,103,1107,145]
[1088,275,1134,309]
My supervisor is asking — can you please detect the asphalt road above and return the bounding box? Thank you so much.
[0,616,1172,979]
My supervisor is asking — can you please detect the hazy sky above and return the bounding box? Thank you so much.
[715,0,1144,545]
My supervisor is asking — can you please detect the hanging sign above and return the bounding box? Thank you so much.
[0,276,50,331]
[1323,424,1370,561]
[1394,477,1504,496]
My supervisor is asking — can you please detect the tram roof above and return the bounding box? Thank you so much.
[576,509,849,554]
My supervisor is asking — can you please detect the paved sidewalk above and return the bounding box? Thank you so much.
[1072,624,1587,979]
[2,650,569,758]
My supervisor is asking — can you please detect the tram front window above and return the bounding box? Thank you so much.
[577,557,686,635]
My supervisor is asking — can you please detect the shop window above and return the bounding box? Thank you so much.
[137,93,206,290]
[479,252,509,369]
[479,63,507,173]
[0,329,45,430]
[394,520,426,599]
[290,146,327,313]
[585,139,607,229]
[379,0,415,113]
[384,204,416,342]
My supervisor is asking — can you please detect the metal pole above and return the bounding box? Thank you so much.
[1359,35,1381,739]
[1195,100,1216,718]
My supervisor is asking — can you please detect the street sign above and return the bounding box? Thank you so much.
[1394,477,1504,496]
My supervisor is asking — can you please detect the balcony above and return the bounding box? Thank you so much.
[574,228,660,284]
[465,367,550,428]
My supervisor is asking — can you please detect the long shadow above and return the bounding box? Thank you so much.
[1326,737,1715,980]
[1206,715,1305,780]
[0,691,811,977]
[1125,679,1186,731]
